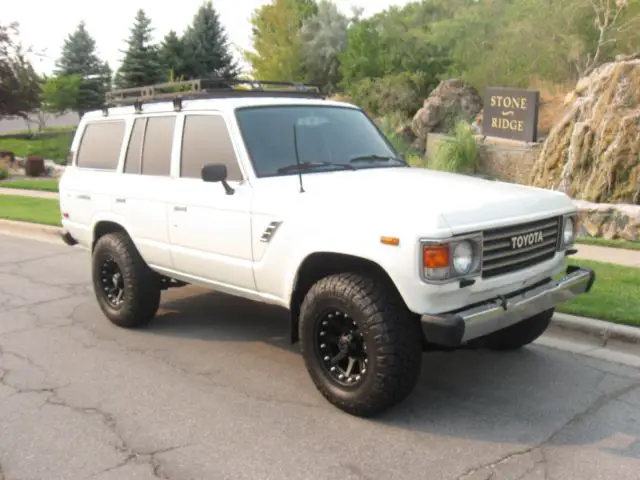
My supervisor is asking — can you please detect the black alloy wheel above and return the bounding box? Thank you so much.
[315,309,369,387]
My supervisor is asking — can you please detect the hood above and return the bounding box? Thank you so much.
[257,166,575,233]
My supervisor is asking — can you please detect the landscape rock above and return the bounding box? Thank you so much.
[411,78,483,151]
[530,58,640,204]
[574,199,639,241]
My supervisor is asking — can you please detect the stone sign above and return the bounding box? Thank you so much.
[482,87,540,142]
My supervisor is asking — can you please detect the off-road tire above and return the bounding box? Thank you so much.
[299,273,423,417]
[481,308,554,351]
[91,232,161,328]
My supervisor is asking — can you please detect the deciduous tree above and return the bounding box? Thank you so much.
[0,22,40,119]
[299,0,350,92]
[244,0,318,81]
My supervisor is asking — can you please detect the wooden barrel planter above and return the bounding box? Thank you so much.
[25,155,46,177]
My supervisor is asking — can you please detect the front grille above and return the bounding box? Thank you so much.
[481,216,561,279]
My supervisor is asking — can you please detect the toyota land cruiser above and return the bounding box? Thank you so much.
[58,78,596,417]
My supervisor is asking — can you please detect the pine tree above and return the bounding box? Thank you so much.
[55,21,107,116]
[182,1,239,80]
[117,9,163,88]
[159,30,188,80]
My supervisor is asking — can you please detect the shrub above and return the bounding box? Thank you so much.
[430,121,479,174]
[375,114,423,160]
[0,164,8,180]
[346,71,432,118]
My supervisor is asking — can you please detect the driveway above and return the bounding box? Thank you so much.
[0,233,638,480]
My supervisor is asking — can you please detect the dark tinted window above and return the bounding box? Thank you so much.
[234,106,402,177]
[76,121,126,170]
[180,115,242,181]
[141,116,175,176]
[124,118,145,174]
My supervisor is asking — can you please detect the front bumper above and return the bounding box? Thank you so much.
[420,265,596,347]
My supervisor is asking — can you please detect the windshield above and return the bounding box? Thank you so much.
[234,105,405,177]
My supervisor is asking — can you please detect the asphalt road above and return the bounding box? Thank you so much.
[0,234,639,480]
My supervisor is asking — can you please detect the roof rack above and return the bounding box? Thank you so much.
[102,78,325,114]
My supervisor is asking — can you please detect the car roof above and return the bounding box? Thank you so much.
[82,96,360,120]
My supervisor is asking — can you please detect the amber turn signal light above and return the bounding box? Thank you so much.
[423,244,450,268]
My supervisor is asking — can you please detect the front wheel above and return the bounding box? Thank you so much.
[299,273,423,417]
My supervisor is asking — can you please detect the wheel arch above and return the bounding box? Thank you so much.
[92,220,132,252]
[288,251,409,344]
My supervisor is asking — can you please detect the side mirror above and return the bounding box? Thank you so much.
[201,163,234,195]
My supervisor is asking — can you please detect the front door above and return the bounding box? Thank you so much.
[167,113,255,290]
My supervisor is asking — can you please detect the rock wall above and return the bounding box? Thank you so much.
[575,200,639,241]
[530,59,640,204]
[425,132,542,184]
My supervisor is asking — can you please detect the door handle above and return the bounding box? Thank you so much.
[174,206,187,212]
[115,198,126,204]
[77,194,91,200]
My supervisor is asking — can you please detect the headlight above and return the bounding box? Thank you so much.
[452,241,474,275]
[561,214,578,248]
[421,235,481,283]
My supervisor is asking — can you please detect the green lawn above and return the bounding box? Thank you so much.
[1,178,59,192]
[0,195,61,226]
[576,236,640,251]
[556,258,639,327]
[0,130,73,164]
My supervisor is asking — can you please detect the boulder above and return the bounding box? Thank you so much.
[530,59,640,204]
[574,200,639,241]
[411,78,483,151]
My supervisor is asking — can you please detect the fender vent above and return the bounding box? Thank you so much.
[260,221,282,243]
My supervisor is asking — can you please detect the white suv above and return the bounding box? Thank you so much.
[58,79,596,417]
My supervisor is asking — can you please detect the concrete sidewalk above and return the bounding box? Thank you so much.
[573,243,640,268]
[0,186,59,200]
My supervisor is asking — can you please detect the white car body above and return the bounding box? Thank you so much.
[58,93,594,348]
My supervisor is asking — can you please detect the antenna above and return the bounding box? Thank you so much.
[292,123,305,193]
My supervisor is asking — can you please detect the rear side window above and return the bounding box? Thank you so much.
[180,115,242,181]
[141,116,175,176]
[76,121,126,170]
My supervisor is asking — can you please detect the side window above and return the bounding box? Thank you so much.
[180,115,243,181]
[123,118,145,174]
[76,121,125,170]
[141,116,176,176]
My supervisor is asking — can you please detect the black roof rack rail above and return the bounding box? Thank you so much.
[102,78,325,115]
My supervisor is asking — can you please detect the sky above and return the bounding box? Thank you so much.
[5,0,413,76]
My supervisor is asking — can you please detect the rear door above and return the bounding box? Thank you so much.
[111,115,178,269]
[60,119,127,247]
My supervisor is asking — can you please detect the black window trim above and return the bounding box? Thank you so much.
[74,118,128,171]
[178,111,246,182]
[232,104,405,179]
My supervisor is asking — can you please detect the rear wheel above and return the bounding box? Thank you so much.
[299,273,423,417]
[91,232,161,328]
[481,308,554,351]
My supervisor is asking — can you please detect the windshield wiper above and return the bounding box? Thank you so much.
[276,161,356,174]
[349,154,407,165]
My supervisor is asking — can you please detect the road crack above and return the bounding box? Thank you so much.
[456,381,640,480]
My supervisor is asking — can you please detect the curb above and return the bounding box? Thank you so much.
[0,218,62,242]
[1,218,639,346]
[551,312,640,346]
